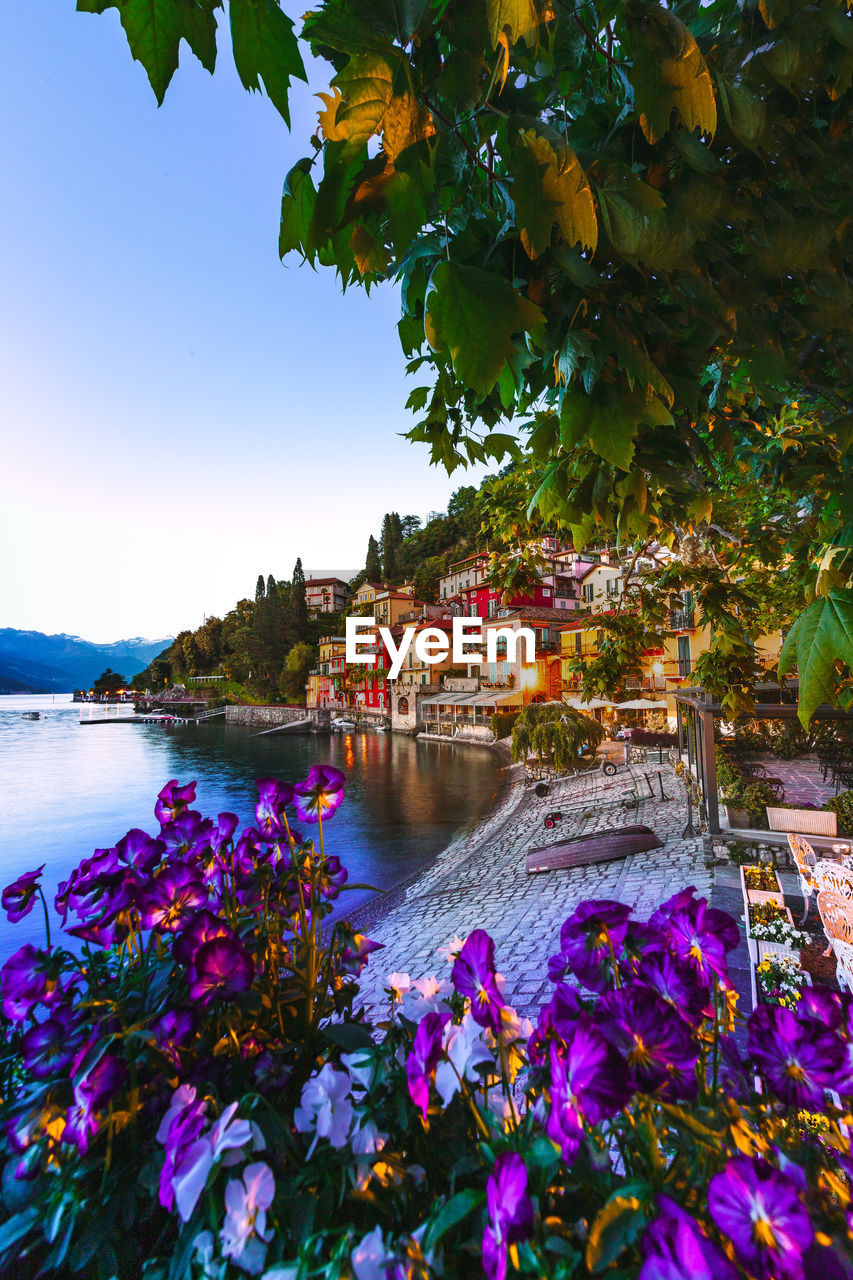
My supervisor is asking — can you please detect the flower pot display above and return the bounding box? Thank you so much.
[725,804,751,829]
[747,899,809,964]
[740,865,783,904]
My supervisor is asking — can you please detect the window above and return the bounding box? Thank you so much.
[398,696,409,715]
[677,634,691,677]
[606,578,619,597]
[583,583,594,603]
[421,673,427,684]
[575,633,582,655]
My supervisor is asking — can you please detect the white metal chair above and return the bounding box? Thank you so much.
[813,860,853,898]
[831,937,853,992]
[817,890,853,957]
[788,833,817,923]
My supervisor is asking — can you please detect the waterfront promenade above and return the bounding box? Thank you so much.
[354,758,712,1024]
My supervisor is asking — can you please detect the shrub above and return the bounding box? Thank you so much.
[492,711,519,741]
[1,781,852,1277]
[828,789,853,835]
[626,728,677,747]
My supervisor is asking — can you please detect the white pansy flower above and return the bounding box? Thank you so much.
[351,1225,395,1280]
[435,1013,494,1106]
[220,1162,275,1275]
[341,1049,377,1092]
[437,935,466,963]
[385,971,411,1000]
[399,975,452,1023]
[293,1063,353,1155]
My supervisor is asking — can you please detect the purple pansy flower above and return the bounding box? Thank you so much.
[334,929,384,979]
[21,1008,84,1080]
[155,779,197,825]
[451,929,506,1033]
[632,951,709,1027]
[708,1157,813,1280]
[652,888,738,987]
[318,855,348,899]
[544,1021,630,1162]
[1,945,55,1022]
[62,1054,127,1154]
[748,1004,842,1108]
[640,1195,738,1280]
[152,1008,198,1070]
[115,829,164,874]
[138,864,208,932]
[255,779,295,839]
[483,1152,535,1280]
[2,865,45,923]
[406,1010,449,1119]
[548,900,632,993]
[157,1086,208,1211]
[160,812,213,859]
[599,986,699,1099]
[293,765,346,824]
[172,909,234,966]
[189,936,254,1003]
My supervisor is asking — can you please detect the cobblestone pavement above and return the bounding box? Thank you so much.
[355,761,711,1025]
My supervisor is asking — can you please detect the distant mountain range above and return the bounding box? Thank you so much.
[0,630,173,693]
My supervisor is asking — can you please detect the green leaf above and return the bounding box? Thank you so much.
[714,71,766,146]
[230,0,306,127]
[0,1208,41,1258]
[114,0,188,103]
[323,1022,375,1050]
[585,1195,646,1273]
[595,168,666,262]
[513,130,597,258]
[422,1188,484,1251]
[424,262,544,399]
[486,0,541,50]
[279,161,317,261]
[779,591,853,726]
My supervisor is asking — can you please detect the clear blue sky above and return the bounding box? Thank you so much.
[0,3,487,642]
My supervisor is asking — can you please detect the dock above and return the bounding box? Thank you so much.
[79,707,226,727]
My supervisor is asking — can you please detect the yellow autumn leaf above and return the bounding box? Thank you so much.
[382,92,434,161]
[487,0,541,50]
[316,89,349,141]
[517,130,597,257]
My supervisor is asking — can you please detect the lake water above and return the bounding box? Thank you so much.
[0,694,502,960]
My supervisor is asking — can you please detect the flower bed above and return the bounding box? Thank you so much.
[1,772,852,1278]
[756,954,813,1009]
[747,900,809,963]
[740,864,782,896]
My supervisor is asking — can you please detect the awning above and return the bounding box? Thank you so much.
[615,698,669,710]
[419,689,523,709]
[563,696,615,710]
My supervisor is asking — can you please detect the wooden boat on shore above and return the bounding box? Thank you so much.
[525,824,663,874]
[21,711,40,720]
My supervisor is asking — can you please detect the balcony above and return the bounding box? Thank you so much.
[676,657,693,677]
[668,609,695,631]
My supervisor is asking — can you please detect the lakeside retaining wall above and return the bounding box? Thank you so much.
[225,705,330,730]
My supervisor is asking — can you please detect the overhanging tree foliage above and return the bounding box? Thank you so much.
[76,0,853,724]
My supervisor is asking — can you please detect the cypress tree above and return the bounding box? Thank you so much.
[255,574,266,603]
[365,535,381,582]
[291,558,308,640]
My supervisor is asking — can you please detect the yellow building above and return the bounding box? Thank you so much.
[559,601,783,724]
[306,635,347,708]
[352,582,384,613]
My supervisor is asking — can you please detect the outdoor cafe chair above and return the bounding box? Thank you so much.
[788,833,817,922]
[831,937,853,993]
[813,860,853,899]
[817,890,853,957]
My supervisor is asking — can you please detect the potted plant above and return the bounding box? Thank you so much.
[747,898,809,963]
[756,954,812,1009]
[740,863,783,903]
[723,777,783,830]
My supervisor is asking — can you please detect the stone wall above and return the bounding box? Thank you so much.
[225,705,327,729]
